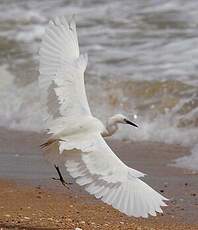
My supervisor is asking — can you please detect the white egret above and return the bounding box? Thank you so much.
[39,15,168,218]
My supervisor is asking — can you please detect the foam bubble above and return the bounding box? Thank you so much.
[0,65,43,132]
[16,25,45,42]
[174,144,198,171]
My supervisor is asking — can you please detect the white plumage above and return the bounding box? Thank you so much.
[38,15,168,218]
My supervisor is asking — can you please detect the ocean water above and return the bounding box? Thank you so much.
[0,0,198,170]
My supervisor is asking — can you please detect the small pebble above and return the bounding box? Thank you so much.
[5,214,11,217]
[120,221,124,224]
[24,217,30,220]
[164,182,168,187]
[47,217,53,221]
[160,190,164,193]
[79,221,85,224]
[75,228,82,230]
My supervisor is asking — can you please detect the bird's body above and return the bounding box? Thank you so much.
[38,15,168,218]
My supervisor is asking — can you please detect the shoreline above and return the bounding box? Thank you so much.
[0,128,197,229]
[0,177,197,230]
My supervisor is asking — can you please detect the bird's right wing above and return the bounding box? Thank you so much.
[38,16,92,135]
[59,134,168,218]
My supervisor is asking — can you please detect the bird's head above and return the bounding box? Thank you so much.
[111,114,138,128]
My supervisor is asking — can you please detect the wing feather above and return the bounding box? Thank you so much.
[39,16,90,135]
[52,134,168,218]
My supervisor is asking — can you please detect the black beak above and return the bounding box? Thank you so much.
[124,119,138,128]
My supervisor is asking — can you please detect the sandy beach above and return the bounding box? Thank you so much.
[0,128,197,230]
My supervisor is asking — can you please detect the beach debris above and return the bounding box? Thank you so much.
[164,182,168,187]
[191,193,196,196]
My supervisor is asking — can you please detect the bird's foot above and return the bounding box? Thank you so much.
[52,177,72,189]
[53,165,72,189]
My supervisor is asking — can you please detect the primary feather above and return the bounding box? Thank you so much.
[39,15,168,218]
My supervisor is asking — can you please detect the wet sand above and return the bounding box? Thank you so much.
[0,128,197,229]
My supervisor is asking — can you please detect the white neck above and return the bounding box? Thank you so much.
[101,116,119,137]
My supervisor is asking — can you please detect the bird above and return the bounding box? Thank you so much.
[38,15,168,218]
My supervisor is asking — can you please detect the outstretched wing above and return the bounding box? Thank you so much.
[56,134,168,218]
[38,16,91,134]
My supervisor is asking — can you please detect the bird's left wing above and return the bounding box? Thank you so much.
[38,16,91,134]
[59,134,168,218]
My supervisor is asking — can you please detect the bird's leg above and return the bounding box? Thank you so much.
[52,165,72,189]
[40,139,57,149]
[40,138,65,149]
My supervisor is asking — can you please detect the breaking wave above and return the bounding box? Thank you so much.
[0,0,198,170]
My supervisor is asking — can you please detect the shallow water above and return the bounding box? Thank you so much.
[0,0,198,170]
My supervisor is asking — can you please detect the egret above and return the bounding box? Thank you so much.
[38,15,168,218]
